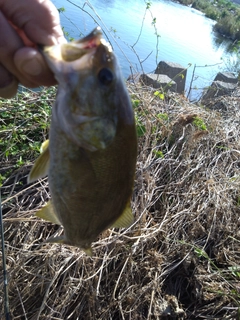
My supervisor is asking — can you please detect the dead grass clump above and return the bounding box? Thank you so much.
[1,84,240,319]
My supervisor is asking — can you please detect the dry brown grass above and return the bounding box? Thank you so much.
[1,84,240,319]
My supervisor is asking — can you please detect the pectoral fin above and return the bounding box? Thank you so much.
[35,201,61,225]
[40,139,49,153]
[28,140,50,183]
[111,200,134,228]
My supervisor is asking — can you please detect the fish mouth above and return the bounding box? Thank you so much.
[42,26,112,65]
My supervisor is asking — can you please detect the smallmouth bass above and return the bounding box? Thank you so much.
[28,27,137,255]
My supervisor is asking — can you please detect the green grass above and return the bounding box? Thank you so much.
[0,86,55,186]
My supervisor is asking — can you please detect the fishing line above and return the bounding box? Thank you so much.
[0,190,11,320]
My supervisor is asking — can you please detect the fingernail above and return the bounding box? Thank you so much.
[21,57,43,76]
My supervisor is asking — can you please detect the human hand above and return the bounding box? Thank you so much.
[0,0,66,98]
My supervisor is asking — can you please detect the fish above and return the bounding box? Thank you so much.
[28,27,137,255]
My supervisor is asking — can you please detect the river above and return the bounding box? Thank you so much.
[51,0,236,101]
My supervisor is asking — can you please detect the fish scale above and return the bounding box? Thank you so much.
[28,27,137,254]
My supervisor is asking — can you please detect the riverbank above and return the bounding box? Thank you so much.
[176,0,240,41]
[1,84,240,319]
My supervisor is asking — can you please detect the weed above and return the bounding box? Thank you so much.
[193,116,207,130]
[154,90,165,100]
[0,87,55,183]
[135,117,146,137]
[153,149,164,158]
[157,113,169,121]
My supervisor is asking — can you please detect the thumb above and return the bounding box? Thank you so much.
[14,47,57,87]
[0,0,65,46]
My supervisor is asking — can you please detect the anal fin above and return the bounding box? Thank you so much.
[111,200,134,228]
[35,201,61,225]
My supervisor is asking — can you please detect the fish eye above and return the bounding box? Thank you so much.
[98,68,114,86]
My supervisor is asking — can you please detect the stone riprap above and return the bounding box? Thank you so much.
[202,72,238,101]
[214,72,238,84]
[155,61,187,94]
[139,73,177,92]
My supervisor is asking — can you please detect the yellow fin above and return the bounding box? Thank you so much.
[111,201,134,228]
[40,139,49,153]
[36,201,61,225]
[28,140,50,183]
[83,247,93,256]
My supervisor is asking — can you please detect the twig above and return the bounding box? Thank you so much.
[112,257,129,300]
[66,0,136,72]
[187,63,196,99]
[132,6,148,48]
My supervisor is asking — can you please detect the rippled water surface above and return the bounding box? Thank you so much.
[52,0,234,100]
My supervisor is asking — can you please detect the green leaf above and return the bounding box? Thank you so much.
[154,91,165,100]
[132,99,141,108]
[153,150,164,158]
[157,113,168,121]
[58,7,65,13]
[193,116,207,131]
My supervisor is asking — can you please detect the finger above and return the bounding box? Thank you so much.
[0,0,65,45]
[0,11,26,84]
[14,47,57,87]
[0,12,55,88]
[13,26,35,47]
[0,64,18,98]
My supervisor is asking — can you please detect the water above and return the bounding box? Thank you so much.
[52,0,235,100]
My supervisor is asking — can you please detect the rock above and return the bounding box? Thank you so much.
[201,80,238,101]
[139,73,177,92]
[155,61,187,94]
[214,72,238,84]
[127,72,141,83]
